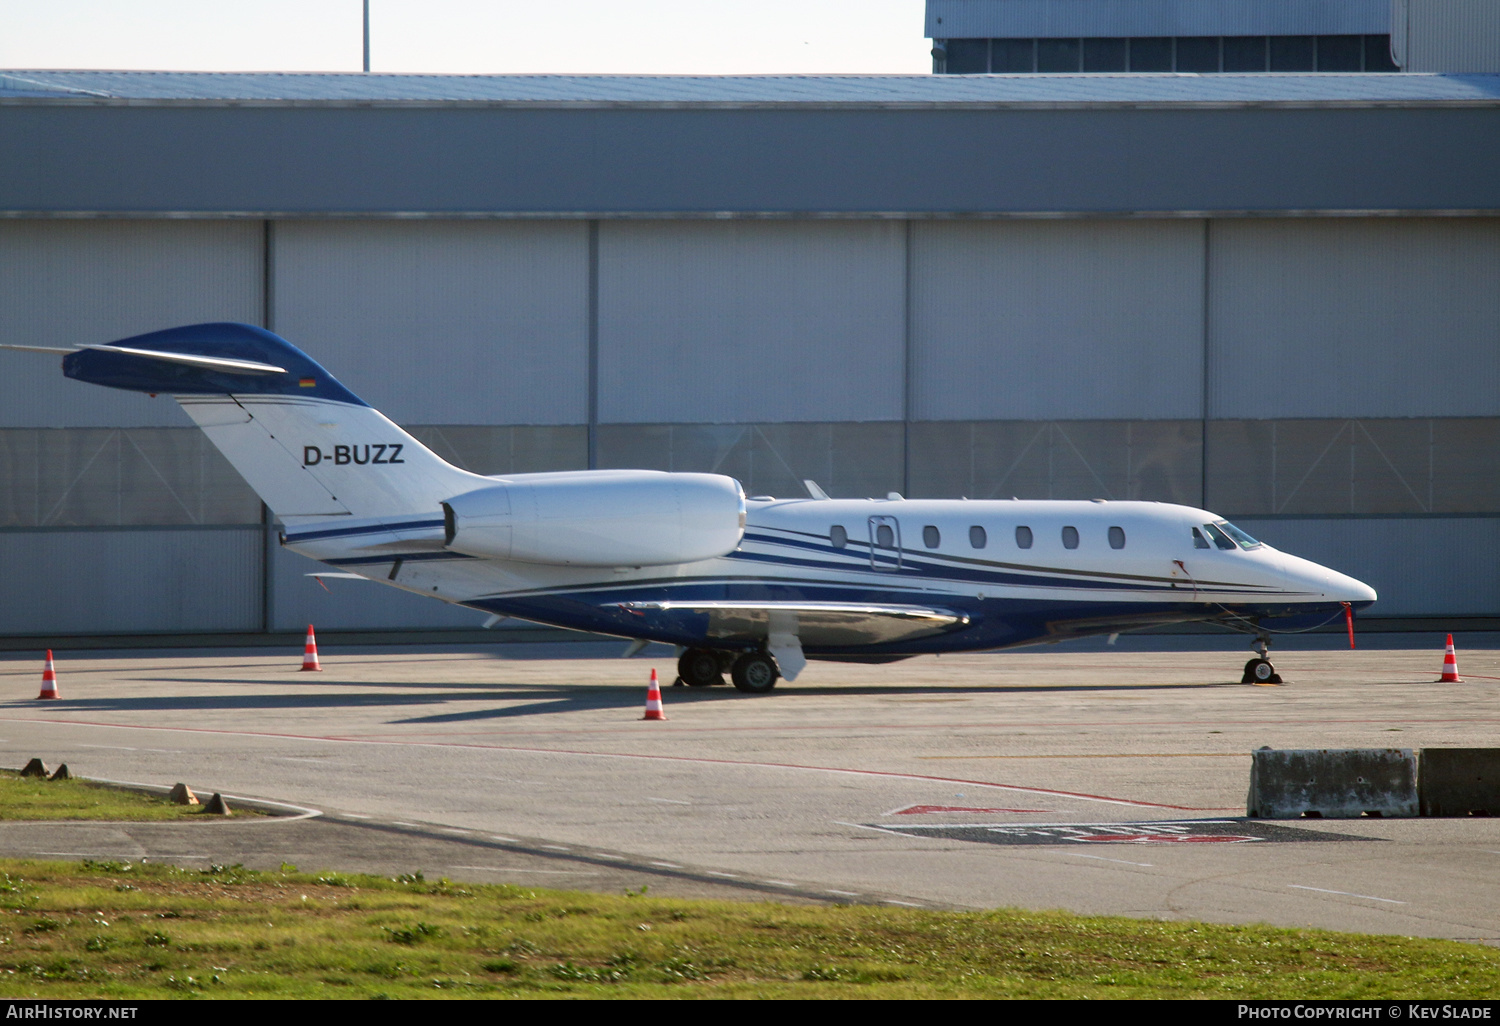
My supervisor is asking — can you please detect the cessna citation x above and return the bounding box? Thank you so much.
[6,324,1376,693]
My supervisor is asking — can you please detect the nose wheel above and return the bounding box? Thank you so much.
[1241,635,1282,685]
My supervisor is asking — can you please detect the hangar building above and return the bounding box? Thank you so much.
[1,68,1498,640]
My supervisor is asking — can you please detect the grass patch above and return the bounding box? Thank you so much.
[0,858,1495,998]
[0,769,254,822]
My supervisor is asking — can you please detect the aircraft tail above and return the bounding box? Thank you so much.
[63,323,486,524]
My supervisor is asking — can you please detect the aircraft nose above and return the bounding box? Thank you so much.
[1329,569,1378,606]
[1281,553,1377,606]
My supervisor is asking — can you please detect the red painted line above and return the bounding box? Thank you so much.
[897,805,1053,815]
[3,715,1207,810]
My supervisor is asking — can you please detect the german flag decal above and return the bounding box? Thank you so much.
[299,377,316,388]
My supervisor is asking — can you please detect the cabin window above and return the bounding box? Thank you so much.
[1108,526,1126,549]
[1015,525,1033,549]
[876,523,896,549]
[1062,525,1080,549]
[923,525,940,548]
[830,525,848,549]
[969,525,987,549]
[1192,527,1210,549]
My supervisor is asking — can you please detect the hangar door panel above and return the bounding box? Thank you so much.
[274,220,589,426]
[0,220,263,428]
[1208,218,1500,419]
[597,220,905,424]
[909,219,1205,422]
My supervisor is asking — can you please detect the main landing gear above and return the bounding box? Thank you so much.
[1241,634,1282,685]
[675,647,782,694]
[676,648,724,688]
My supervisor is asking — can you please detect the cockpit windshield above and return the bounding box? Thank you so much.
[1213,520,1263,551]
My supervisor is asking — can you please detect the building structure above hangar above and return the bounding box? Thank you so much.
[927,0,1398,73]
[2,70,1499,218]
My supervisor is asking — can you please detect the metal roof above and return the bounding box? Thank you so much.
[2,69,1500,107]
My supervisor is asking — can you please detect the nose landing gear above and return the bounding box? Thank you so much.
[1241,635,1282,685]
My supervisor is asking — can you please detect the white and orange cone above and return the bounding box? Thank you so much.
[37,650,59,700]
[301,625,322,672]
[1439,633,1462,682]
[641,668,667,721]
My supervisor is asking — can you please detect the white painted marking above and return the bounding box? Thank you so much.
[270,757,333,764]
[342,813,372,820]
[449,866,603,876]
[37,852,208,859]
[487,836,519,843]
[440,828,472,836]
[1288,885,1405,905]
[592,854,625,861]
[1066,853,1154,868]
[764,880,797,887]
[649,861,683,868]
[541,844,571,852]
[390,821,421,828]
[884,900,924,907]
[644,796,692,805]
[704,870,740,878]
[77,744,137,751]
[836,820,910,837]
[827,889,859,896]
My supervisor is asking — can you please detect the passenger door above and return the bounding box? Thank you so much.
[868,515,902,571]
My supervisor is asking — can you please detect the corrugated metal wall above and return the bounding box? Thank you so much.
[597,221,906,424]
[3,214,1500,635]
[0,219,262,428]
[1393,0,1500,72]
[1208,219,1500,419]
[274,220,589,425]
[0,528,262,633]
[910,219,1205,421]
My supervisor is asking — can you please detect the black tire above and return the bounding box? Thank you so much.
[677,648,724,688]
[730,652,780,694]
[1244,657,1279,684]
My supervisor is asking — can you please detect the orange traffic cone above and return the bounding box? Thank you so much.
[641,668,667,721]
[301,625,322,671]
[37,650,59,700]
[1439,634,1462,682]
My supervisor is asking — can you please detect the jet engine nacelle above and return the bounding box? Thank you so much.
[441,470,746,567]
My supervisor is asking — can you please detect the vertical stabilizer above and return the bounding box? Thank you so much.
[63,323,485,522]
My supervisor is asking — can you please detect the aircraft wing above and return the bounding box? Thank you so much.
[620,600,971,648]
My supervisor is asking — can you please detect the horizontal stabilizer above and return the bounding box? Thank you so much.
[1,341,286,374]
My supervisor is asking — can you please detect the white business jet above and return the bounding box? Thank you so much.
[7,324,1376,692]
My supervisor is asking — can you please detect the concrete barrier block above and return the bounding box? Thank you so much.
[1419,748,1500,816]
[1247,748,1418,819]
[19,758,47,778]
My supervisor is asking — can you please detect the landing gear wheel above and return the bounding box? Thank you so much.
[677,648,724,688]
[1242,657,1282,685]
[731,652,780,694]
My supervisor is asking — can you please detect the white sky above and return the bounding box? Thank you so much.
[0,1,932,75]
